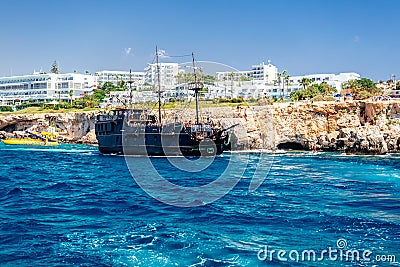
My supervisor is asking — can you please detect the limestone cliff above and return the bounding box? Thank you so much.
[249,101,400,154]
[120,101,400,154]
[0,111,100,144]
[2,101,400,154]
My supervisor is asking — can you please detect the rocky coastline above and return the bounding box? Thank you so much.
[1,100,400,154]
[0,111,100,145]
[264,101,400,155]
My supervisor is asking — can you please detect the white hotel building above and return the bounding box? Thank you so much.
[212,62,360,99]
[0,72,97,106]
[144,63,179,89]
[208,71,360,100]
[95,70,145,87]
[0,60,361,107]
[266,72,361,99]
[216,61,278,85]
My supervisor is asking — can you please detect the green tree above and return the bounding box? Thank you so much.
[300,78,312,90]
[202,74,216,85]
[69,90,74,104]
[118,80,126,89]
[51,60,59,74]
[342,78,381,99]
[277,72,282,98]
[281,70,287,98]
[102,81,117,93]
[175,72,185,84]
[93,89,106,101]
[72,89,105,109]
[223,76,227,98]
[290,90,301,101]
[285,75,290,88]
[319,82,336,95]
[290,82,336,101]
[265,74,269,84]
[0,106,13,112]
[229,72,235,98]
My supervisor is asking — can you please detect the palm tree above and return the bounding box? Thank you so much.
[175,72,184,84]
[392,74,397,90]
[300,78,312,90]
[281,70,287,99]
[69,90,74,104]
[222,76,227,98]
[285,75,290,96]
[229,72,235,98]
[286,75,290,87]
[277,72,282,98]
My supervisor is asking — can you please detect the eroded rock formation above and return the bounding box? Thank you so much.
[2,101,400,154]
[0,111,100,143]
[249,101,400,154]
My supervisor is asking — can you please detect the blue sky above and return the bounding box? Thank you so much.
[0,0,398,81]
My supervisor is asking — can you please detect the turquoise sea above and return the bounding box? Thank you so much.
[0,144,399,266]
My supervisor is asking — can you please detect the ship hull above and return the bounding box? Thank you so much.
[96,131,224,156]
[95,110,227,156]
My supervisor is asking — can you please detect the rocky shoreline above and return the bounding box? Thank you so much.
[0,111,100,145]
[1,101,400,154]
[266,101,400,155]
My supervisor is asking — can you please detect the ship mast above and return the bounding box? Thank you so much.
[128,68,133,110]
[156,46,162,124]
[192,53,200,125]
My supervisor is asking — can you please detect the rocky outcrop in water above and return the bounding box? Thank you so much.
[0,130,7,140]
[78,129,97,144]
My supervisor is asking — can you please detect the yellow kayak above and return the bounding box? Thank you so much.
[2,138,59,146]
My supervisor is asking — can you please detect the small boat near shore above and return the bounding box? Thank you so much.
[2,131,59,146]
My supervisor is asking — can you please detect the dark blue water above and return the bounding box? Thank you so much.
[0,144,399,266]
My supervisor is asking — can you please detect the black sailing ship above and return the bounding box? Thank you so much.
[95,49,232,156]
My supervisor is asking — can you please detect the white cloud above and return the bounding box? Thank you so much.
[124,47,132,55]
[353,35,360,43]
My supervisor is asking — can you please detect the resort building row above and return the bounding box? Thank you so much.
[0,61,361,107]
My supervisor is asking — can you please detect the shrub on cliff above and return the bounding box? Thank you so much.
[68,89,104,109]
[0,106,13,112]
[357,90,373,100]
[290,82,336,101]
[101,81,126,93]
[215,98,244,103]
[342,78,381,100]
[15,101,45,111]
